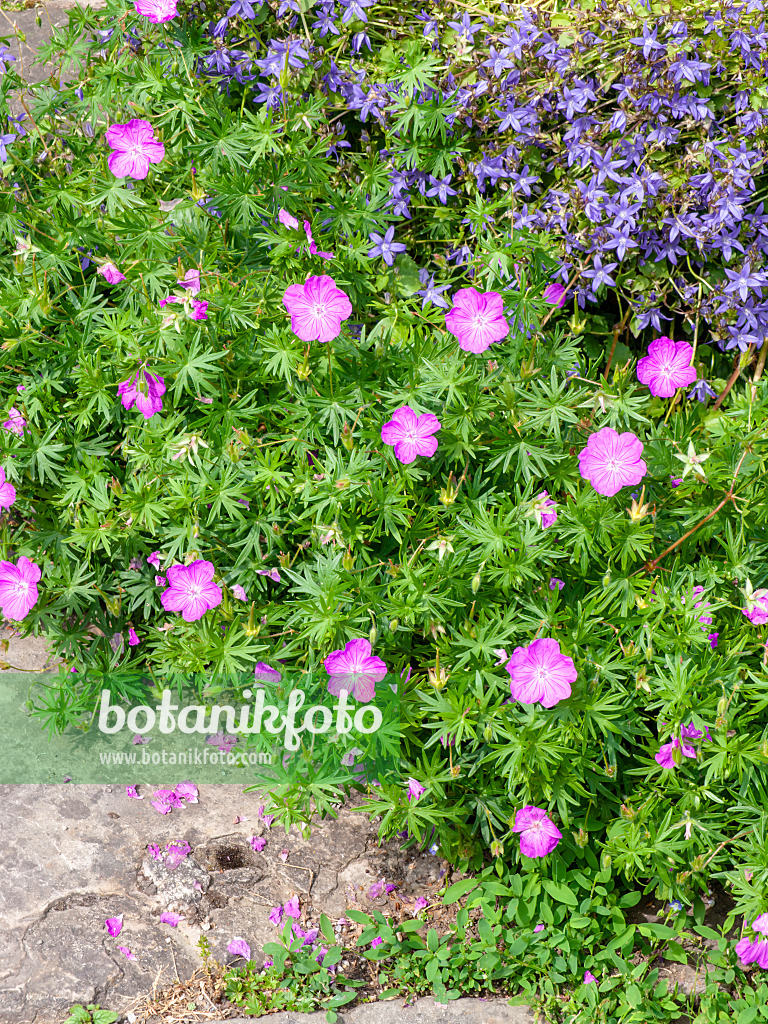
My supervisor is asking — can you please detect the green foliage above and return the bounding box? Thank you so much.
[63,1006,118,1024]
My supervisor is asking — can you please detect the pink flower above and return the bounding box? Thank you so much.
[147,843,161,859]
[0,467,16,509]
[3,407,26,436]
[134,0,178,20]
[445,287,510,354]
[177,268,201,294]
[578,427,647,497]
[151,799,172,815]
[584,971,597,984]
[279,208,300,229]
[231,584,247,601]
[532,490,557,529]
[370,936,384,948]
[117,946,136,960]
[742,588,768,626]
[105,915,123,937]
[106,119,165,179]
[284,895,301,918]
[118,368,166,419]
[160,912,182,926]
[128,628,140,646]
[165,840,192,869]
[280,849,289,863]
[206,731,238,753]
[636,336,697,398]
[512,806,562,858]
[407,777,425,802]
[0,556,41,620]
[227,937,251,960]
[670,477,683,487]
[126,785,143,799]
[97,262,126,284]
[254,661,282,684]
[543,283,566,307]
[147,551,161,569]
[250,836,267,852]
[381,406,441,465]
[413,897,429,912]
[132,734,150,745]
[324,638,388,702]
[191,299,208,320]
[257,568,281,582]
[505,638,577,708]
[533,923,545,933]
[708,632,719,649]
[302,220,334,259]
[736,916,768,968]
[549,578,565,591]
[155,575,166,587]
[282,275,352,343]
[160,560,222,621]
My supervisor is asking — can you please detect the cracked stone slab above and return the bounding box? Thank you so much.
[225,997,535,1023]
[0,783,470,1023]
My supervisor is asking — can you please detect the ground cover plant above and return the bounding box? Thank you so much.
[1,0,768,1019]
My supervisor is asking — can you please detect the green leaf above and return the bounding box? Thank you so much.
[541,880,578,907]
[320,913,335,944]
[442,878,480,904]
[346,909,373,925]
[664,940,689,966]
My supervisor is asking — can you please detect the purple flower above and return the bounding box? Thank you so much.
[250,836,267,852]
[279,208,300,230]
[0,557,41,620]
[177,268,201,294]
[105,120,165,179]
[413,897,429,913]
[117,368,166,419]
[689,379,718,403]
[368,226,407,266]
[231,584,247,601]
[655,722,711,769]
[147,551,161,569]
[134,0,178,22]
[257,568,282,582]
[160,912,182,926]
[407,777,425,802]
[282,275,352,343]
[549,578,565,591]
[269,905,283,925]
[636,336,697,398]
[128,628,140,646]
[227,937,251,960]
[370,936,384,948]
[445,288,510,354]
[284,895,301,918]
[126,785,143,799]
[381,406,441,465]
[708,632,719,649]
[97,262,126,284]
[736,917,768,969]
[105,915,123,937]
[578,428,647,497]
[505,638,577,708]
[325,638,388,702]
[584,971,597,984]
[512,806,562,858]
[160,560,223,622]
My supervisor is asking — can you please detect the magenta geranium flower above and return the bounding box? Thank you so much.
[543,283,566,307]
[0,556,40,620]
[445,287,510,354]
[636,336,697,398]
[97,262,126,284]
[160,560,222,622]
[3,407,26,436]
[250,836,267,852]
[282,275,352,343]
[106,119,165,180]
[0,467,16,509]
[117,368,166,419]
[742,588,768,625]
[279,208,299,230]
[128,628,140,646]
[505,638,577,708]
[381,406,441,465]
[532,490,557,529]
[134,0,178,21]
[512,806,562,858]
[407,777,425,802]
[736,916,768,969]
[656,721,711,770]
[177,268,201,294]
[578,427,647,497]
[254,661,282,684]
[324,638,388,702]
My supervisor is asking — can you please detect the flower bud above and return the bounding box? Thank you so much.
[692,856,706,873]
[762,737,768,759]
[342,549,355,571]
[490,840,504,858]
[368,625,377,646]
[440,481,458,506]
[341,423,354,451]
[244,602,260,637]
[389,618,399,632]
[471,572,481,594]
[573,828,588,848]
[620,804,635,820]
[601,853,612,871]
[450,764,461,778]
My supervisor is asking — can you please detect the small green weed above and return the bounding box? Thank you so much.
[63,1007,118,1024]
